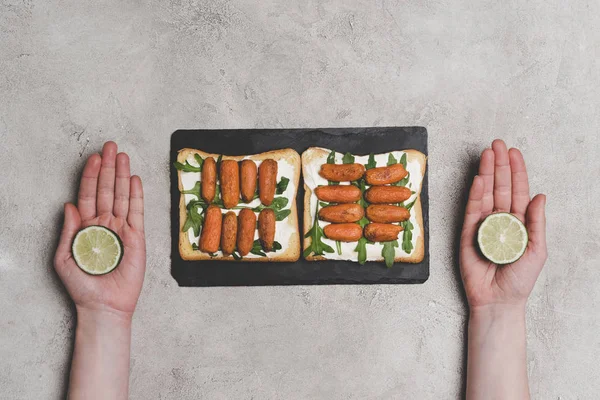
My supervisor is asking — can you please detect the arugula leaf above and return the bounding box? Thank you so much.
[404,199,417,211]
[182,199,205,237]
[250,240,267,257]
[192,243,199,251]
[327,150,336,164]
[174,154,204,172]
[365,153,377,170]
[174,160,201,172]
[213,185,223,206]
[381,240,398,268]
[250,197,290,221]
[356,179,370,228]
[400,220,414,254]
[399,153,407,169]
[354,237,369,265]
[319,201,329,208]
[326,150,339,185]
[274,209,291,221]
[336,240,342,255]
[181,181,202,198]
[396,171,410,187]
[387,153,397,166]
[249,239,282,256]
[342,152,355,164]
[208,252,217,257]
[232,251,242,260]
[276,177,290,194]
[253,197,288,212]
[303,202,335,257]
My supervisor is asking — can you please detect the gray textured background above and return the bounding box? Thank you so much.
[1,0,599,399]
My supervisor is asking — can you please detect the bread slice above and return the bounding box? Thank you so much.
[176,148,301,262]
[302,147,427,264]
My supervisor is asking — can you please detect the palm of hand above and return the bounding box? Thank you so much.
[54,142,145,316]
[460,140,547,309]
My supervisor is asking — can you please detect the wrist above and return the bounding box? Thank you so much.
[470,302,526,321]
[76,305,133,331]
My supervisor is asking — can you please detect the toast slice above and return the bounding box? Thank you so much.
[302,147,427,264]
[176,148,301,262]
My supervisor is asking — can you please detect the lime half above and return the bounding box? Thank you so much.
[72,226,124,275]
[477,213,528,264]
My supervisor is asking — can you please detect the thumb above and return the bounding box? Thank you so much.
[526,194,547,259]
[54,203,82,268]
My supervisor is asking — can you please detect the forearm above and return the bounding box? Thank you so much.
[68,307,132,400]
[466,304,529,400]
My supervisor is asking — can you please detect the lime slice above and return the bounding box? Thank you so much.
[477,213,528,264]
[72,226,124,275]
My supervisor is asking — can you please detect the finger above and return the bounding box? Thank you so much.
[526,194,547,259]
[77,153,101,221]
[492,139,511,212]
[460,176,486,276]
[97,141,118,215]
[460,176,484,253]
[509,148,530,219]
[128,175,144,231]
[54,203,82,269]
[114,153,131,219]
[478,148,495,215]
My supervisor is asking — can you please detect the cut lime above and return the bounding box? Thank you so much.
[477,213,528,264]
[72,226,124,275]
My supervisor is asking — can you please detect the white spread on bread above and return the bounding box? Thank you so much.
[303,148,424,261]
[180,155,298,258]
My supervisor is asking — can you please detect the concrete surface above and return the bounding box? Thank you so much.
[1,0,599,398]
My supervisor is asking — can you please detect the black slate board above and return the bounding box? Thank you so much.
[170,127,429,286]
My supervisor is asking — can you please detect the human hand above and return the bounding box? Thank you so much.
[460,140,547,312]
[54,141,145,319]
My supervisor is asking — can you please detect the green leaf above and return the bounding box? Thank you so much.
[208,252,217,257]
[251,197,290,221]
[382,240,398,268]
[232,251,242,260]
[395,171,410,187]
[191,243,199,251]
[354,237,368,265]
[327,150,336,164]
[182,199,205,237]
[303,202,335,257]
[270,196,289,210]
[401,220,414,254]
[365,153,377,170]
[327,150,338,185]
[399,153,407,169]
[273,241,282,251]
[181,181,202,198]
[250,239,267,257]
[274,209,291,221]
[213,185,223,206]
[358,216,370,228]
[342,152,355,164]
[404,199,417,211]
[276,177,290,194]
[319,201,329,208]
[174,160,201,172]
[253,197,288,212]
[336,240,342,255]
[387,153,397,166]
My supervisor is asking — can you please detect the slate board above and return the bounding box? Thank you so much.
[170,127,429,286]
